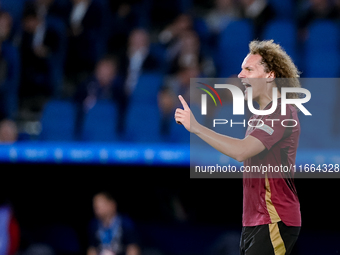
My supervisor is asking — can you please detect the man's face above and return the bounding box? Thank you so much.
[95,60,116,86]
[238,54,272,101]
[93,195,116,220]
[23,16,40,33]
[129,30,149,50]
[0,13,12,41]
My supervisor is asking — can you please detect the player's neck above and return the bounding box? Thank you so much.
[257,90,281,110]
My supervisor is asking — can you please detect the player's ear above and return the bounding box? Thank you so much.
[266,71,275,82]
[267,71,275,79]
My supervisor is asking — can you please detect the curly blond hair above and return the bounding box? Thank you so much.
[249,40,301,99]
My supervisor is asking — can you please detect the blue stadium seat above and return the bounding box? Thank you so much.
[268,0,293,19]
[130,72,164,106]
[298,79,338,148]
[303,20,340,77]
[217,20,253,78]
[263,19,298,65]
[40,100,76,141]
[168,119,189,144]
[124,103,162,143]
[82,100,118,142]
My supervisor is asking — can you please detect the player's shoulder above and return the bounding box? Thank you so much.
[272,99,298,118]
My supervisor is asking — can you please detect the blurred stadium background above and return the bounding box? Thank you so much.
[0,0,340,254]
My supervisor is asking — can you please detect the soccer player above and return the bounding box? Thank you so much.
[175,40,301,255]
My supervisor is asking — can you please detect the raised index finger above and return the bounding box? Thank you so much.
[178,95,190,111]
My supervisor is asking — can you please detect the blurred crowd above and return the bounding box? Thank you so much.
[0,0,340,142]
[0,189,200,255]
[1,191,140,255]
[1,1,340,254]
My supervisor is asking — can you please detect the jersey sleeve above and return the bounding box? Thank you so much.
[249,105,295,150]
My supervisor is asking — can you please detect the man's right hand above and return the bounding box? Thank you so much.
[174,95,199,134]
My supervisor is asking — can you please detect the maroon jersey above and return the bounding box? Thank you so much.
[243,99,301,227]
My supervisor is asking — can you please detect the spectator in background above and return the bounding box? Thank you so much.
[0,199,20,255]
[0,11,20,120]
[333,0,340,18]
[205,0,240,35]
[298,0,338,40]
[158,66,200,135]
[0,119,18,143]
[34,0,70,21]
[159,14,215,76]
[87,192,140,255]
[168,30,215,77]
[35,0,55,19]
[65,0,103,84]
[19,3,60,114]
[107,0,144,55]
[28,0,68,99]
[159,14,193,61]
[239,0,275,39]
[30,0,73,25]
[74,56,124,139]
[120,28,161,97]
[147,0,189,31]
